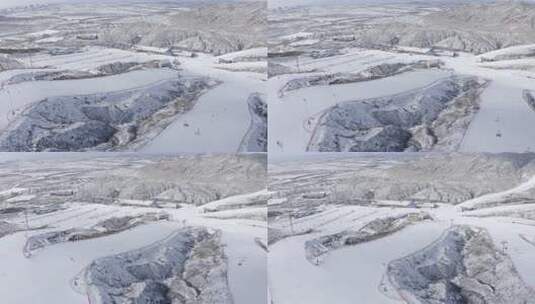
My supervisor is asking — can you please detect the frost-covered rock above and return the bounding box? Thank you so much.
[279,60,442,96]
[305,212,431,265]
[4,59,179,85]
[23,213,168,257]
[5,70,97,84]
[523,90,535,112]
[239,93,267,152]
[308,76,488,152]
[81,227,232,304]
[309,49,341,59]
[96,59,178,75]
[388,225,535,304]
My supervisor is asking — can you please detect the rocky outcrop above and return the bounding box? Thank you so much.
[239,93,267,152]
[5,70,97,84]
[388,225,535,304]
[279,60,443,96]
[81,227,233,304]
[309,49,342,59]
[96,59,178,75]
[523,90,535,112]
[308,76,488,152]
[4,59,179,85]
[23,213,168,257]
[305,212,431,265]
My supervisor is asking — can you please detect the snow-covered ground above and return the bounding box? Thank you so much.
[142,53,266,153]
[459,82,535,153]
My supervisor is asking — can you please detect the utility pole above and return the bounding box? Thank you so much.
[28,52,33,70]
[288,210,294,234]
[24,206,30,245]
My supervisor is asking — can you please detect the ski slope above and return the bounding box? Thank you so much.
[142,53,265,153]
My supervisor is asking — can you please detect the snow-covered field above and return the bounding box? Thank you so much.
[0,153,268,304]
